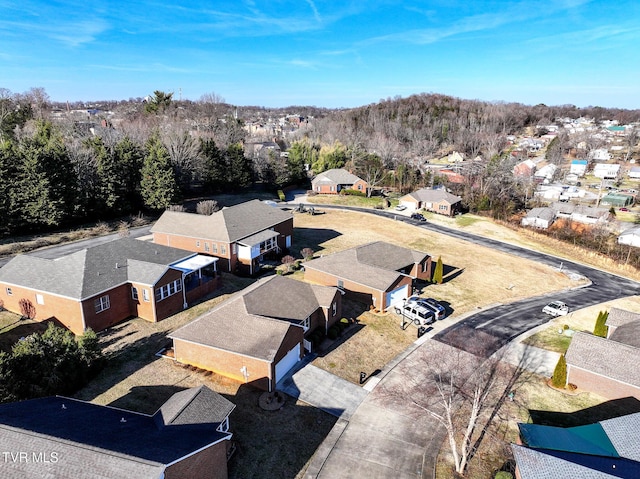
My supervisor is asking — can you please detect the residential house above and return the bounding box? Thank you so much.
[533,163,557,183]
[552,202,610,225]
[435,168,465,184]
[513,159,536,178]
[170,275,342,391]
[512,412,640,478]
[0,238,219,335]
[618,226,640,247]
[0,385,235,479]
[151,199,293,275]
[605,307,640,339]
[398,188,462,216]
[311,168,368,195]
[303,241,431,311]
[593,163,621,179]
[600,192,634,207]
[569,159,588,177]
[590,148,612,162]
[628,166,640,179]
[565,329,640,400]
[521,207,555,229]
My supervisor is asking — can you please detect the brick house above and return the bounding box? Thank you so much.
[170,275,342,391]
[565,311,640,400]
[151,200,293,275]
[512,412,640,478]
[303,241,431,311]
[398,188,462,216]
[0,385,235,479]
[311,168,368,195]
[0,238,219,335]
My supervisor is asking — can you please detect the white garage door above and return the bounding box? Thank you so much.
[275,344,301,384]
[385,284,409,311]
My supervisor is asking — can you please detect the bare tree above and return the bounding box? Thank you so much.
[196,200,219,215]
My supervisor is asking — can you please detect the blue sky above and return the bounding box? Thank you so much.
[2,0,639,109]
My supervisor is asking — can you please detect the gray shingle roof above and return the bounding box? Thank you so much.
[0,238,194,300]
[311,168,363,185]
[565,332,640,387]
[155,385,235,427]
[150,199,292,243]
[402,188,462,205]
[606,308,640,328]
[0,387,232,478]
[243,275,337,321]
[511,444,621,479]
[525,207,556,222]
[170,286,295,361]
[600,412,640,462]
[303,242,429,291]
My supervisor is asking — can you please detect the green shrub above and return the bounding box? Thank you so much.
[495,472,513,479]
[551,354,567,388]
[593,310,609,338]
[432,256,444,284]
[340,318,350,325]
[340,189,366,197]
[277,190,285,201]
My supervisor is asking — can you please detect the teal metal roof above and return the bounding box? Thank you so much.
[519,423,619,458]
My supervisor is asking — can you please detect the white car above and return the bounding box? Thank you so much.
[542,301,569,317]
[395,205,407,211]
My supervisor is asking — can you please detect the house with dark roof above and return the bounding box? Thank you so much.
[0,238,219,335]
[0,385,235,479]
[303,241,431,311]
[151,199,293,275]
[170,275,342,391]
[552,202,610,225]
[311,168,368,195]
[512,412,640,478]
[398,188,462,216]
[565,310,640,400]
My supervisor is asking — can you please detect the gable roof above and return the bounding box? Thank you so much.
[150,199,292,243]
[312,168,364,185]
[0,238,195,300]
[565,332,640,387]
[303,242,429,291]
[0,387,232,478]
[525,207,556,222]
[513,413,640,478]
[401,188,462,205]
[155,385,235,427]
[606,307,640,330]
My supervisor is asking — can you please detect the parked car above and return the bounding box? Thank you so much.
[619,207,630,212]
[410,213,426,222]
[405,296,446,320]
[542,301,569,317]
[394,303,435,326]
[395,205,407,211]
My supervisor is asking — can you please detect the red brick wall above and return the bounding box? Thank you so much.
[153,232,234,271]
[410,257,432,281]
[82,284,134,332]
[165,440,229,479]
[0,283,85,334]
[173,339,272,391]
[567,366,640,400]
[155,269,188,321]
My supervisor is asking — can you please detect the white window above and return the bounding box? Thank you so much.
[6,287,12,296]
[36,294,44,305]
[155,279,183,301]
[204,242,210,252]
[95,295,110,313]
[232,244,237,254]
[337,280,344,289]
[221,245,227,255]
[142,289,150,302]
[332,302,337,316]
[212,243,218,253]
[302,317,310,332]
[132,287,139,300]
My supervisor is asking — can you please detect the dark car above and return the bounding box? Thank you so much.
[410,213,426,222]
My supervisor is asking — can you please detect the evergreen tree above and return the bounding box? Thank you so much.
[286,140,315,184]
[433,256,444,284]
[200,138,228,193]
[14,121,77,229]
[593,310,609,338]
[551,354,567,388]
[226,143,252,189]
[141,134,179,210]
[0,140,18,235]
